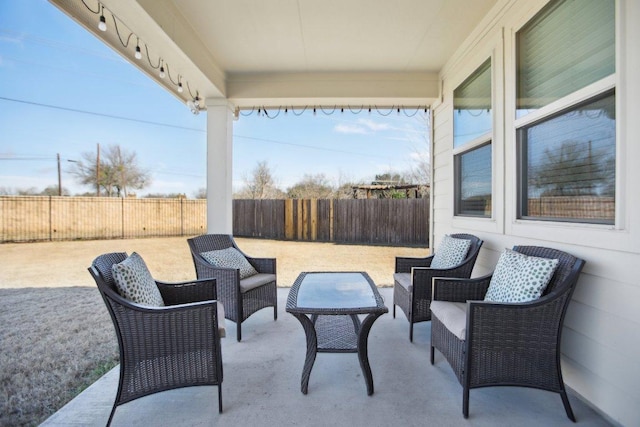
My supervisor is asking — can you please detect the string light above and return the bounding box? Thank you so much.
[237,105,429,119]
[134,39,142,59]
[80,0,199,113]
[98,5,107,31]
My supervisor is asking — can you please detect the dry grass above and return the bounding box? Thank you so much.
[0,237,426,426]
[0,287,118,426]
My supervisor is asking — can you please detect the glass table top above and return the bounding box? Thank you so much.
[293,272,379,309]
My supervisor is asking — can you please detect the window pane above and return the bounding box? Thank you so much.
[516,0,615,118]
[519,91,615,223]
[454,59,491,148]
[455,143,492,217]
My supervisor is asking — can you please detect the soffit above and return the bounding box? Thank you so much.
[51,0,499,108]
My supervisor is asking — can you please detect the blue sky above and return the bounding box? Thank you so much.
[0,0,428,197]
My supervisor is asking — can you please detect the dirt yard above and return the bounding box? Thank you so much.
[0,237,427,426]
[0,236,428,289]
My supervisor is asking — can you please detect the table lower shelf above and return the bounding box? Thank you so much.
[314,315,359,352]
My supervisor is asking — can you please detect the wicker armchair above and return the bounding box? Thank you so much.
[393,234,483,341]
[187,234,278,341]
[430,246,585,420]
[89,252,224,426]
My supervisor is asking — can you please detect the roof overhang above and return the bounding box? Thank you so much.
[49,0,498,111]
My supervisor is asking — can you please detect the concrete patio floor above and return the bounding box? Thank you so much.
[41,288,612,427]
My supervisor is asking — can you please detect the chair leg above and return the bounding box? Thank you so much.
[274,305,278,320]
[430,345,434,365]
[236,323,242,342]
[409,322,414,342]
[106,403,117,427]
[393,304,396,318]
[463,386,470,418]
[218,385,223,414]
[560,389,576,422]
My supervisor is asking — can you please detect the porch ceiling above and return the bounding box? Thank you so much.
[50,0,499,108]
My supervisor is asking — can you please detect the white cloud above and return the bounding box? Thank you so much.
[333,124,368,134]
[358,119,391,132]
[410,151,429,162]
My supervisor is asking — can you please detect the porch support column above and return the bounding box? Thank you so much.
[205,98,235,234]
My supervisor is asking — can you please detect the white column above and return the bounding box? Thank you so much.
[205,98,235,234]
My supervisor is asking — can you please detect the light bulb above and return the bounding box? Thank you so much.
[98,15,107,32]
[159,66,165,79]
[134,45,142,60]
[178,82,183,93]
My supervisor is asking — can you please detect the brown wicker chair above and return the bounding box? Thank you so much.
[89,252,224,426]
[187,234,277,341]
[393,233,483,341]
[430,246,585,420]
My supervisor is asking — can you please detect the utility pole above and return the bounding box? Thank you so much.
[57,153,62,196]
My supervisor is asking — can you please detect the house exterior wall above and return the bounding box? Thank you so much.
[431,1,640,425]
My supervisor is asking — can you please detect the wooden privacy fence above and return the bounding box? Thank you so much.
[0,196,207,242]
[233,198,430,246]
[1,196,429,245]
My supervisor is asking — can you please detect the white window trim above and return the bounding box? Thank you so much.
[451,31,505,234]
[504,1,636,253]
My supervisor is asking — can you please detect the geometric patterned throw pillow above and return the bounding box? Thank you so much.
[484,248,559,303]
[430,235,472,269]
[111,252,165,307]
[201,247,258,279]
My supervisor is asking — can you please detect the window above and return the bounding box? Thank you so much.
[455,143,492,216]
[516,0,615,118]
[518,91,615,224]
[454,59,492,217]
[516,0,615,224]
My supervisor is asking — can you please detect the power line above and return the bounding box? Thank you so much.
[234,135,400,160]
[0,96,205,132]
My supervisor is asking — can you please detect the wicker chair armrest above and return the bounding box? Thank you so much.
[466,296,567,345]
[431,275,492,302]
[156,278,217,305]
[118,300,222,352]
[395,255,434,273]
[246,256,276,274]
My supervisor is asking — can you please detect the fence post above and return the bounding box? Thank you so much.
[181,197,185,236]
[329,199,334,242]
[49,196,53,241]
[285,199,294,240]
[121,197,125,239]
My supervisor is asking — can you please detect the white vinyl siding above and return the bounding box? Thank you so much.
[433,0,640,425]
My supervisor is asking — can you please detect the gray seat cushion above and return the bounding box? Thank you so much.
[393,272,412,292]
[240,273,276,293]
[430,301,467,340]
[216,301,226,338]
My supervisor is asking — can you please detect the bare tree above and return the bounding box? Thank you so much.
[287,173,335,199]
[72,144,150,197]
[194,188,207,199]
[235,161,284,199]
[41,185,70,196]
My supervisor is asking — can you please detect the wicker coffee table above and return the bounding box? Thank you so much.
[286,272,388,395]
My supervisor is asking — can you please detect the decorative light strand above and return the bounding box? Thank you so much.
[238,105,429,119]
[79,0,200,113]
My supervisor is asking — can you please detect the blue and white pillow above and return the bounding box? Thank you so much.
[430,235,471,269]
[484,249,559,303]
[111,252,165,307]
[201,247,258,279]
